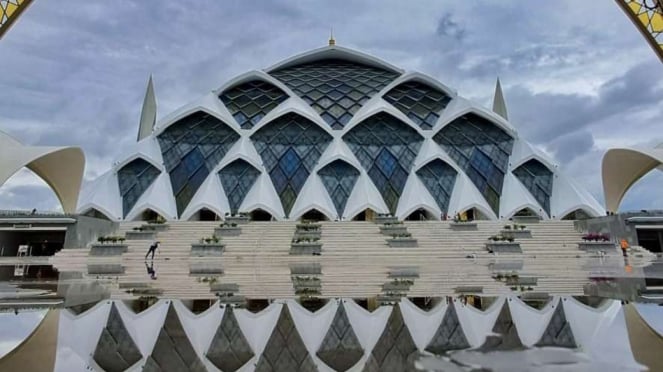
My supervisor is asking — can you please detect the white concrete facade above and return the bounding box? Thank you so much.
[77,45,604,221]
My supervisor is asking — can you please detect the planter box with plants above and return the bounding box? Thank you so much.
[374,214,399,224]
[500,224,531,238]
[191,236,225,256]
[379,222,408,236]
[486,235,522,253]
[513,215,541,224]
[387,233,418,248]
[291,276,322,289]
[382,278,414,291]
[225,214,250,225]
[450,220,478,229]
[294,287,321,296]
[87,264,125,275]
[210,283,239,293]
[290,237,322,255]
[90,236,128,256]
[190,262,224,275]
[578,233,617,252]
[290,263,322,275]
[214,222,241,237]
[139,216,169,231]
[125,227,157,240]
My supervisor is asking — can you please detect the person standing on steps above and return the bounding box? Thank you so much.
[145,240,160,260]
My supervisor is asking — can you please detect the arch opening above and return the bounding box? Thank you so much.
[188,208,221,221]
[513,207,539,217]
[561,209,591,221]
[456,207,489,222]
[81,208,112,221]
[134,208,166,223]
[405,208,436,221]
[249,208,273,221]
[0,168,62,213]
[352,208,378,221]
[300,209,329,222]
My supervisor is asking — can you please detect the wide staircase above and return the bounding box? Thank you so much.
[52,219,619,300]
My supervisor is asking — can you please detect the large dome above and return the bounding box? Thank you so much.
[78,45,604,221]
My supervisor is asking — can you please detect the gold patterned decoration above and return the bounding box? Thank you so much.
[617,0,663,62]
[0,0,32,39]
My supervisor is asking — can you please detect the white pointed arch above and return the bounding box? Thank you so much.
[264,45,403,75]
[315,139,363,171]
[342,102,426,137]
[289,174,337,221]
[77,169,122,220]
[0,131,85,214]
[240,172,285,220]
[246,103,335,138]
[500,172,549,219]
[602,146,663,213]
[434,104,517,139]
[179,173,229,221]
[509,138,557,171]
[153,93,239,135]
[113,137,164,172]
[396,173,442,220]
[343,172,390,219]
[124,172,177,221]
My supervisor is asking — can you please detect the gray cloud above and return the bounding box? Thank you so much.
[436,13,466,41]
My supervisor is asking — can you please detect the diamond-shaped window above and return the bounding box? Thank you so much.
[512,159,553,215]
[383,81,452,130]
[270,59,400,130]
[219,159,261,215]
[158,111,240,216]
[343,112,423,214]
[318,160,360,217]
[251,113,332,217]
[117,158,161,218]
[220,80,288,129]
[416,159,457,214]
[433,114,514,215]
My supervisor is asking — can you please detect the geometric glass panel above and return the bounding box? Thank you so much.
[536,300,577,348]
[383,81,451,130]
[219,159,261,215]
[363,305,417,372]
[477,301,524,352]
[93,303,142,372]
[206,307,255,371]
[117,158,161,218]
[512,159,553,216]
[316,303,364,371]
[251,113,332,217]
[270,59,400,130]
[318,160,360,218]
[219,80,288,129]
[343,112,423,214]
[433,114,514,215]
[424,302,470,355]
[416,159,457,214]
[255,305,318,372]
[157,111,240,216]
[144,304,207,372]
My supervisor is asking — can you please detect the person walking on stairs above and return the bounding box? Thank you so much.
[145,240,160,260]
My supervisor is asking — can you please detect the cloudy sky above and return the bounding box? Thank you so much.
[0,0,662,212]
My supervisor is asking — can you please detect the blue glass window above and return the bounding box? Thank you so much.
[318,160,360,217]
[117,158,161,218]
[416,159,457,214]
[251,113,332,216]
[512,159,553,215]
[219,80,288,129]
[270,59,400,130]
[157,111,240,216]
[343,112,423,214]
[433,114,514,215]
[218,159,260,214]
[383,81,451,130]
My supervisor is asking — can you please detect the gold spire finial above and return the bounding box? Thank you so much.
[329,27,336,46]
